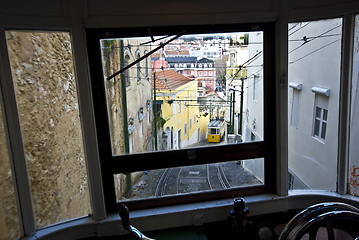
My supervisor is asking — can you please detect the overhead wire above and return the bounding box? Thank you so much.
[288,24,341,54]
[289,38,341,64]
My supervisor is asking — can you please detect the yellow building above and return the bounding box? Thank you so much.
[154,69,202,149]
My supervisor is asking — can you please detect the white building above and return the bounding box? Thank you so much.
[288,19,342,190]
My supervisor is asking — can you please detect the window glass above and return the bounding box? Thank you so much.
[0,91,20,239]
[114,159,263,201]
[349,14,359,196]
[89,25,273,210]
[6,31,91,228]
[288,18,342,191]
[100,31,264,156]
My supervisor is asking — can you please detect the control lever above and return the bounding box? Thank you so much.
[119,204,155,240]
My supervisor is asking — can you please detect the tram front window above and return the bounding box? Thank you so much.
[99,30,264,156]
[210,128,217,134]
[87,23,275,212]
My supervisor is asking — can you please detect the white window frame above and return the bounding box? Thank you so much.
[313,105,328,140]
[312,93,329,141]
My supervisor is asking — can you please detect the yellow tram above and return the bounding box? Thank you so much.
[207,119,225,142]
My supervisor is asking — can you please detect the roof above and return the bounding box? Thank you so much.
[165,57,197,63]
[197,58,213,63]
[153,69,193,90]
[208,119,225,128]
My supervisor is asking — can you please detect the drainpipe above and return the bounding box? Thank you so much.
[120,40,132,191]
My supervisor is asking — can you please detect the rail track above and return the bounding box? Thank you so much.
[207,163,231,190]
[155,163,231,196]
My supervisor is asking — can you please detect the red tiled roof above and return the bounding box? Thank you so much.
[179,50,189,55]
[153,69,193,90]
[166,50,178,55]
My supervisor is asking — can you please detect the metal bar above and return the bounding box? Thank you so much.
[107,32,184,81]
[0,27,36,236]
[70,2,107,220]
[337,14,354,195]
[275,4,289,196]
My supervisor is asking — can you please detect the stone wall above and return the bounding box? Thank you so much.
[2,31,91,231]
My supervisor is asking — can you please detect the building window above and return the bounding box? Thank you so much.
[230,53,236,67]
[253,74,259,100]
[178,100,181,114]
[184,97,187,109]
[289,82,302,128]
[136,50,141,81]
[313,104,328,140]
[190,118,192,129]
[185,123,187,135]
[125,54,131,87]
[204,71,207,76]
[144,50,149,79]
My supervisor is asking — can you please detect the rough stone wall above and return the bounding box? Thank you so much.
[102,39,126,156]
[101,39,127,198]
[5,31,91,229]
[0,100,20,240]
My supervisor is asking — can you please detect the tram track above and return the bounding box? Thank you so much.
[207,163,231,190]
[155,163,231,197]
[155,167,181,197]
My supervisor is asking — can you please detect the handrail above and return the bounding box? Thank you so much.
[119,204,156,240]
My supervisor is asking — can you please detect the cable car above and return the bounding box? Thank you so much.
[207,119,225,142]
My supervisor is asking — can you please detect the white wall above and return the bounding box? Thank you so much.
[288,18,342,190]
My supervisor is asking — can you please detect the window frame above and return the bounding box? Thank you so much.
[313,106,328,140]
[86,23,276,213]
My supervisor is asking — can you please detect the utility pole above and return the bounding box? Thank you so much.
[153,72,158,151]
[229,92,233,134]
[239,77,244,135]
[120,40,132,192]
[232,89,235,134]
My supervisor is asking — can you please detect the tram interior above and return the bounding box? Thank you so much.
[1,0,359,240]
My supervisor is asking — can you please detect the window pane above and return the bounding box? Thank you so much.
[314,119,320,136]
[349,14,359,196]
[323,109,328,120]
[100,31,264,156]
[321,122,327,139]
[288,18,341,191]
[6,31,91,228]
[0,92,20,239]
[315,106,321,118]
[114,159,263,201]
